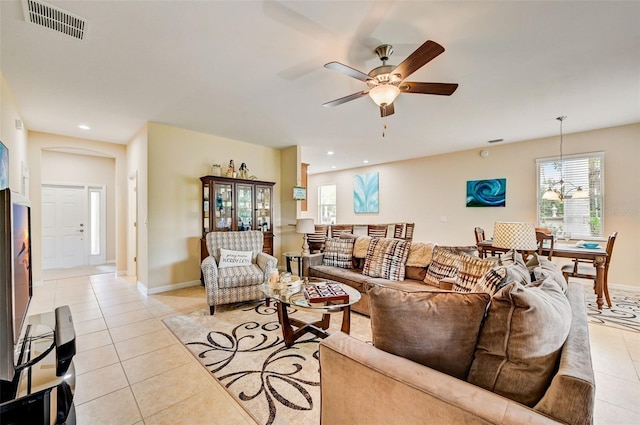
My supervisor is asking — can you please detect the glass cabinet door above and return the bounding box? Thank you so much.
[203,182,210,234]
[236,184,254,231]
[255,185,272,232]
[214,183,233,231]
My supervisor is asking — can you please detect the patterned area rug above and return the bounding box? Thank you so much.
[163,301,372,425]
[581,283,640,332]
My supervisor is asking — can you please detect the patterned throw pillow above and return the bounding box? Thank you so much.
[322,238,354,269]
[423,245,461,287]
[362,238,411,281]
[453,255,498,293]
[472,263,531,296]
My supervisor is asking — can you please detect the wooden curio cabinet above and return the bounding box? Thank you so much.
[200,175,275,261]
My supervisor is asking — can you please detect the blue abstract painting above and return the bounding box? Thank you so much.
[0,141,8,190]
[354,172,379,213]
[466,178,506,207]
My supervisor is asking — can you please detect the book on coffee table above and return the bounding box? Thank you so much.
[303,283,349,303]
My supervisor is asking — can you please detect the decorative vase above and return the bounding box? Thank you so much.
[210,164,221,177]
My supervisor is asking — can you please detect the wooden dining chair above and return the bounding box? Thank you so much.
[561,232,618,308]
[367,224,388,238]
[474,227,487,258]
[307,225,329,253]
[330,224,354,238]
[393,223,404,239]
[535,230,555,260]
[403,223,415,241]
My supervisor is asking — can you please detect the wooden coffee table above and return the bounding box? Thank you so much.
[261,278,361,347]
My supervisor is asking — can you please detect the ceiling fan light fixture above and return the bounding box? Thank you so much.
[369,84,400,107]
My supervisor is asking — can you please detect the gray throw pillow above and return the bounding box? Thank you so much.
[467,277,571,407]
[368,283,490,380]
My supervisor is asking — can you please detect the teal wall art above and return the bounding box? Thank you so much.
[466,178,506,207]
[354,172,379,213]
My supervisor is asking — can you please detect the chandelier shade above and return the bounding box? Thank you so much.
[369,84,400,107]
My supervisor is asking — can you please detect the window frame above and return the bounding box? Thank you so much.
[317,184,337,225]
[536,151,605,241]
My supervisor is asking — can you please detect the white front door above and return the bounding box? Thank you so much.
[42,185,86,269]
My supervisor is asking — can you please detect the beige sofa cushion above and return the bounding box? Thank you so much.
[368,284,491,380]
[406,242,436,267]
[468,277,571,407]
[363,238,411,281]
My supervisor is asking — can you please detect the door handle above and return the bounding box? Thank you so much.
[79,229,84,233]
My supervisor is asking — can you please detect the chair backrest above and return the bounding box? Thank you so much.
[367,224,388,238]
[474,227,485,244]
[393,223,404,239]
[307,225,329,252]
[404,223,415,240]
[604,231,618,267]
[535,227,553,236]
[330,225,354,238]
[205,231,264,262]
[536,230,555,260]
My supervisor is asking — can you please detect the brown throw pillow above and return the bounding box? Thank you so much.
[405,266,427,281]
[368,283,490,380]
[362,238,411,281]
[467,277,571,407]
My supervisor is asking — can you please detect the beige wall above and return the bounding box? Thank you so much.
[0,73,29,194]
[28,132,127,283]
[307,123,640,288]
[278,145,302,266]
[40,150,117,262]
[143,122,283,292]
[126,125,149,286]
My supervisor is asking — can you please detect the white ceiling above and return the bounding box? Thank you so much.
[1,1,639,174]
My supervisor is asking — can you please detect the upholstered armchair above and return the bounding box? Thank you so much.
[201,231,277,315]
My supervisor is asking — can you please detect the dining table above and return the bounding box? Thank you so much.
[477,240,609,310]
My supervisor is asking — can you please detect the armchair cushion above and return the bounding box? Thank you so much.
[217,264,265,288]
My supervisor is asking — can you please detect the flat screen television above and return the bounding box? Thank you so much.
[0,188,32,384]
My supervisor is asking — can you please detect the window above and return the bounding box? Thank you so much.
[318,184,336,225]
[536,152,604,240]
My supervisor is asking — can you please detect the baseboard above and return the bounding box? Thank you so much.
[608,283,640,293]
[138,280,201,295]
[116,270,127,276]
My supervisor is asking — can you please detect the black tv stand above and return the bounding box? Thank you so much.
[0,306,76,425]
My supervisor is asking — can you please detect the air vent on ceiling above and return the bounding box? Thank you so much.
[22,0,88,41]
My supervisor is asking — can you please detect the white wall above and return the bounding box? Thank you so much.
[307,123,640,288]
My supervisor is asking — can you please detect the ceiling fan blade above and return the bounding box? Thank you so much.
[324,62,372,82]
[392,40,445,80]
[323,91,369,108]
[400,82,459,96]
[380,102,395,117]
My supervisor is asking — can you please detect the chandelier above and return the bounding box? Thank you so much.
[541,116,589,202]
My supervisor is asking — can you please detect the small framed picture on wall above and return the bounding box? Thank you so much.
[293,186,306,200]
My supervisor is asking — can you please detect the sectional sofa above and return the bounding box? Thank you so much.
[303,235,595,425]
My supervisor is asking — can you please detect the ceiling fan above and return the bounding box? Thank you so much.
[323,40,458,117]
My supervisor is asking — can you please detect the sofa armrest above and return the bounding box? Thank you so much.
[319,332,560,425]
[302,253,324,276]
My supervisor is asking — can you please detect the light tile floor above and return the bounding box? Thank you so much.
[28,271,640,425]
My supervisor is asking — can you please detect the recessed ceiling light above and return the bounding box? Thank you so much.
[327,151,334,155]
[331,166,336,169]
[363,160,369,164]
[78,124,90,130]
